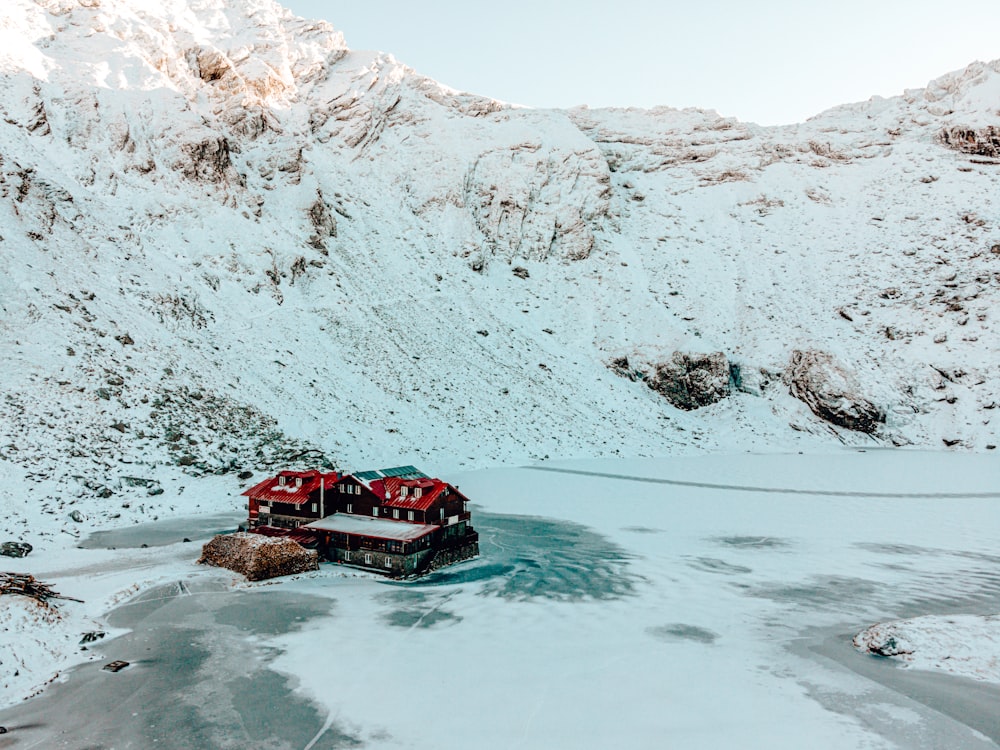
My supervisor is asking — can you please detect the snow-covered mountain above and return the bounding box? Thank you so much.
[1,0,998,538]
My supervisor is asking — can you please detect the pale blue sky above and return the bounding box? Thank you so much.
[283,1,998,125]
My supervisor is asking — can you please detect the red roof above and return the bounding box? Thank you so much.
[367,476,449,512]
[242,470,340,506]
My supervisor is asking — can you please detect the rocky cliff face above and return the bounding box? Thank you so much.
[0,0,998,535]
[786,350,884,434]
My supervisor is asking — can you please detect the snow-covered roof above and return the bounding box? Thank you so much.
[303,514,438,542]
[242,471,339,505]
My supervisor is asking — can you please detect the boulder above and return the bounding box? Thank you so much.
[197,532,318,581]
[0,541,32,558]
[646,352,731,410]
[786,350,884,433]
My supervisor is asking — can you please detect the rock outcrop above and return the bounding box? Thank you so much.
[786,350,884,433]
[464,144,611,262]
[646,352,732,411]
[939,126,1000,158]
[178,137,243,185]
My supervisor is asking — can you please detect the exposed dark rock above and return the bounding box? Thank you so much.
[940,126,1000,158]
[608,355,642,382]
[646,352,731,410]
[512,266,530,279]
[308,190,337,238]
[179,137,241,184]
[0,541,32,558]
[786,350,884,433]
[119,476,154,488]
[69,509,85,523]
[289,255,307,284]
[194,49,230,83]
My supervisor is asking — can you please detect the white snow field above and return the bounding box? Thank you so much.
[1,0,999,747]
[2,450,999,749]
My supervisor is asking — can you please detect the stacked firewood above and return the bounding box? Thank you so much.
[198,532,318,581]
[0,572,82,604]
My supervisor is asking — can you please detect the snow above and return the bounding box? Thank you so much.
[0,0,996,539]
[0,0,998,744]
[4,450,998,749]
[304,513,436,540]
[854,614,1000,684]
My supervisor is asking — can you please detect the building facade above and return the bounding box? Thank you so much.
[242,466,478,577]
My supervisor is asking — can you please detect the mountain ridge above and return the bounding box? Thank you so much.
[1,0,997,545]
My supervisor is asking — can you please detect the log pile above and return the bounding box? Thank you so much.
[0,572,82,604]
[197,532,318,581]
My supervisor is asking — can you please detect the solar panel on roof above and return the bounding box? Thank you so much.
[379,465,427,479]
[353,466,428,481]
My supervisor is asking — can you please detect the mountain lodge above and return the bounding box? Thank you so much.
[242,466,478,577]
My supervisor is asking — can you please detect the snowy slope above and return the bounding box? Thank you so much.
[0,0,997,545]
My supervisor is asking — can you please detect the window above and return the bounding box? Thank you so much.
[385,557,392,568]
[393,509,399,519]
[440,508,445,520]
[344,551,351,561]
[414,488,422,498]
[400,486,408,497]
[346,503,352,513]
[295,477,302,488]
[364,553,373,565]
[372,507,379,517]
[278,476,286,486]
[408,511,414,521]
[339,484,345,493]
[311,503,317,513]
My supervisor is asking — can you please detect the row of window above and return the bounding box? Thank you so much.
[339,484,360,495]
[361,505,417,521]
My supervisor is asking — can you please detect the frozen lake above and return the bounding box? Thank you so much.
[1,450,998,749]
